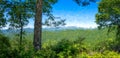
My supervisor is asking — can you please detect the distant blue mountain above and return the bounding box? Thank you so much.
[42,26,86,31]
[1,26,92,34]
[1,28,33,34]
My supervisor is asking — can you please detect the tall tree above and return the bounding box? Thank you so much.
[0,1,7,29]
[0,0,33,48]
[34,0,58,51]
[34,0,42,51]
[8,0,33,47]
[34,0,97,51]
[96,0,120,51]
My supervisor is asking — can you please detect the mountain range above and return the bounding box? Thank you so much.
[1,26,95,34]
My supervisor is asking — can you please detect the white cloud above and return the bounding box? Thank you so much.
[3,12,98,29]
[25,12,98,29]
[52,12,98,28]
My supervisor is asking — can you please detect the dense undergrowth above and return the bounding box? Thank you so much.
[1,28,120,58]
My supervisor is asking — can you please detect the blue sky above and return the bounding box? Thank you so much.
[27,0,99,28]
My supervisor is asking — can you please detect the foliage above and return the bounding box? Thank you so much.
[9,38,34,58]
[0,34,11,58]
[0,0,34,48]
[77,50,120,58]
[55,38,87,58]
[96,0,120,51]
[43,16,66,27]
[42,0,58,15]
[94,38,115,52]
[73,0,97,6]
[96,0,120,29]
[34,37,87,58]
[1,28,120,57]
[0,1,7,28]
[34,49,56,58]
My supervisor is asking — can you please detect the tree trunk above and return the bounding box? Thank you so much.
[20,15,23,46]
[33,0,42,51]
[114,25,120,52]
[116,25,120,43]
[19,0,23,50]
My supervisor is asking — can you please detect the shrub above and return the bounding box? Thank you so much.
[94,38,115,52]
[34,49,56,58]
[77,51,120,58]
[0,34,11,58]
[10,38,34,58]
[34,37,87,58]
[51,37,87,58]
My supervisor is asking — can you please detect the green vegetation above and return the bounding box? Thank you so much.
[96,0,120,52]
[0,34,11,58]
[1,28,120,58]
[1,0,120,57]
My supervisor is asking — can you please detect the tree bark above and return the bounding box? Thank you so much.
[20,15,23,46]
[33,0,42,51]
[116,25,120,43]
[19,0,23,50]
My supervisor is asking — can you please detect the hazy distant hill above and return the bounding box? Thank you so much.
[1,26,94,34]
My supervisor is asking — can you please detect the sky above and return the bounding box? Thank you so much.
[27,0,99,28]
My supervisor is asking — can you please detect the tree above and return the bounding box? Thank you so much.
[0,0,33,49]
[34,0,58,51]
[8,0,33,47]
[0,0,58,51]
[0,1,7,29]
[34,0,42,51]
[34,0,97,51]
[96,0,120,51]
[43,15,66,28]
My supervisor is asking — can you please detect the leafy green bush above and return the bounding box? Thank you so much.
[94,38,115,52]
[34,49,56,58]
[34,37,87,58]
[77,50,120,58]
[9,38,34,58]
[93,36,120,53]
[92,51,120,58]
[0,34,33,58]
[51,37,87,58]
[0,34,11,58]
